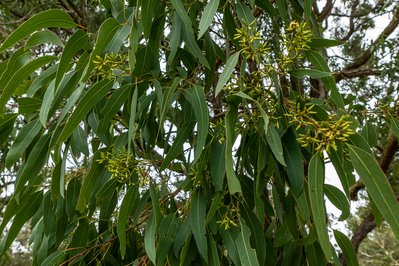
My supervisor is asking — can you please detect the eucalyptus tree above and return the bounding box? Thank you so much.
[0,0,399,265]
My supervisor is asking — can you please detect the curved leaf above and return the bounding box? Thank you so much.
[0,56,56,111]
[25,30,64,48]
[333,230,359,266]
[348,145,399,240]
[308,154,333,261]
[189,190,208,262]
[198,0,220,39]
[55,30,89,89]
[225,104,242,194]
[144,213,157,264]
[184,85,209,162]
[0,9,75,52]
[117,186,139,259]
[56,80,113,146]
[215,52,240,96]
[266,124,286,166]
[324,184,350,221]
[15,134,51,192]
[235,217,260,266]
[5,119,42,168]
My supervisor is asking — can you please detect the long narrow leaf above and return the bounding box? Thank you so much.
[348,145,399,240]
[189,190,208,262]
[308,154,333,261]
[56,80,113,146]
[198,0,220,39]
[0,10,75,52]
[215,52,240,96]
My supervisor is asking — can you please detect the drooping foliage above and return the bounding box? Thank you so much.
[0,0,399,265]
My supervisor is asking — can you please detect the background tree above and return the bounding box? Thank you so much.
[0,0,399,265]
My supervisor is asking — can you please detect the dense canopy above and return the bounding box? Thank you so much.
[0,0,399,265]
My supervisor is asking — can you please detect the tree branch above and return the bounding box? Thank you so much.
[343,5,399,71]
[334,68,382,82]
[317,0,334,22]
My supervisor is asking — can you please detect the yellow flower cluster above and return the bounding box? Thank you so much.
[286,102,355,153]
[278,21,313,69]
[93,53,128,79]
[234,21,270,62]
[97,148,135,183]
[216,203,239,230]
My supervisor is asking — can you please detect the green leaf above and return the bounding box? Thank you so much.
[0,49,31,89]
[128,84,138,153]
[218,227,240,265]
[142,0,157,39]
[65,177,81,220]
[198,0,220,39]
[324,184,350,221]
[25,29,64,48]
[348,145,399,240]
[236,0,256,24]
[82,18,121,81]
[276,0,288,21]
[56,80,113,146]
[304,0,312,20]
[17,97,42,114]
[15,134,51,192]
[333,230,359,266]
[208,235,220,266]
[76,149,109,213]
[0,191,43,256]
[157,214,179,265]
[290,68,332,79]
[39,80,55,127]
[0,56,56,111]
[225,104,242,194]
[184,85,209,162]
[144,213,157,264]
[26,63,57,97]
[41,251,66,266]
[5,119,42,168]
[306,50,344,108]
[181,24,210,69]
[215,52,240,96]
[240,206,266,266]
[0,9,75,52]
[308,38,343,49]
[98,85,130,133]
[308,154,333,261]
[210,141,225,191]
[282,128,303,195]
[235,217,260,266]
[266,124,286,166]
[189,190,208,262]
[118,186,139,259]
[168,14,182,65]
[390,117,399,140]
[255,0,277,17]
[55,30,89,89]
[171,0,192,29]
[174,217,191,257]
[160,122,194,171]
[206,193,223,225]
